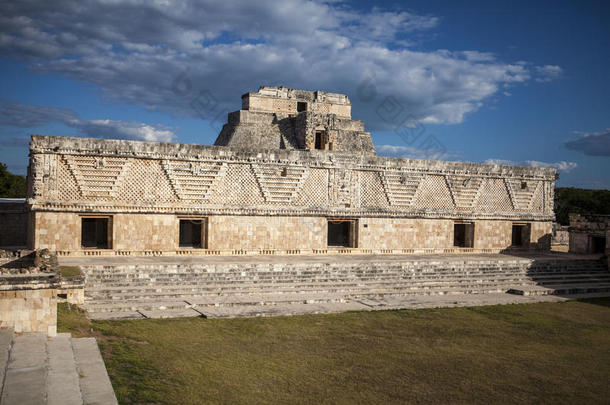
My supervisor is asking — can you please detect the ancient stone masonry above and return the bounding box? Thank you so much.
[569,214,609,263]
[23,86,557,255]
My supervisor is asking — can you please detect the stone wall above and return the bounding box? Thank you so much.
[0,250,61,336]
[0,200,28,248]
[0,286,57,336]
[26,135,557,255]
[569,214,610,256]
[32,211,553,254]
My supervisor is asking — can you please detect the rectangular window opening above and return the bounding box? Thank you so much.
[297,101,307,112]
[81,217,111,249]
[454,222,474,248]
[179,219,206,249]
[327,219,357,248]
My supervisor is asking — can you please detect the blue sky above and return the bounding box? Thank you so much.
[1,0,608,188]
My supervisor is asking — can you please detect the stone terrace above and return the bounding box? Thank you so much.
[60,253,610,320]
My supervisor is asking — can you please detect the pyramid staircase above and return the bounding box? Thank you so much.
[0,329,117,405]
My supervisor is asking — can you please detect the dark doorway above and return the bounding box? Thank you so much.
[591,236,606,254]
[328,220,356,247]
[297,102,307,112]
[315,131,326,150]
[511,224,530,247]
[179,219,204,248]
[81,217,110,249]
[454,223,474,248]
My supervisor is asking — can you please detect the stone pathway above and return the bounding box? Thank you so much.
[0,329,117,405]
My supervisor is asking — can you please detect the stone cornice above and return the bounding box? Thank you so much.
[30,135,557,181]
[30,202,554,222]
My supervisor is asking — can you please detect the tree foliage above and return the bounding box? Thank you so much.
[0,162,27,198]
[554,187,610,225]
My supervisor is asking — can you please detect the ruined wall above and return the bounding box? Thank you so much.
[0,287,57,336]
[243,86,352,118]
[569,214,610,255]
[0,200,28,248]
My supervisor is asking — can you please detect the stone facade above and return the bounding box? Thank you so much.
[569,214,609,262]
[23,86,557,256]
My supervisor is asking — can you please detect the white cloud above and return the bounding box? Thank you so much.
[565,128,610,156]
[375,144,459,161]
[535,65,563,82]
[484,158,577,173]
[0,1,559,130]
[0,102,176,142]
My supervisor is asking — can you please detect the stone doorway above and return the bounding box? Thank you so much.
[512,223,531,247]
[315,131,327,150]
[591,236,606,254]
[179,219,206,248]
[81,217,110,249]
[454,222,474,248]
[327,219,357,248]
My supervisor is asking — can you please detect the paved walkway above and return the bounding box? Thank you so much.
[0,330,117,405]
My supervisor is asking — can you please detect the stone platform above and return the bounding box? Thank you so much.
[59,252,610,320]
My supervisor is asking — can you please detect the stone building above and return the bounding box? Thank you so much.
[569,214,609,256]
[22,86,557,256]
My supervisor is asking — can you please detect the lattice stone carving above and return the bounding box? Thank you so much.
[119,159,177,202]
[446,176,483,209]
[293,168,329,207]
[476,178,514,212]
[359,171,389,208]
[412,175,455,210]
[380,171,424,207]
[57,156,81,201]
[505,179,540,211]
[529,181,544,212]
[252,165,309,204]
[162,160,227,201]
[63,155,131,198]
[209,164,265,205]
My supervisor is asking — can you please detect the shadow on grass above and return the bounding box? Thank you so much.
[577,297,610,308]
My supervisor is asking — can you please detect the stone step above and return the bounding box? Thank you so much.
[508,283,610,296]
[46,333,82,405]
[85,271,610,290]
[84,286,521,313]
[84,269,610,289]
[84,281,540,302]
[73,337,118,405]
[0,333,47,405]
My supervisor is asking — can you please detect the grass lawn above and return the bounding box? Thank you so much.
[58,299,610,404]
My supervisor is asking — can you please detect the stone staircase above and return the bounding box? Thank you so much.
[78,255,610,320]
[0,329,117,405]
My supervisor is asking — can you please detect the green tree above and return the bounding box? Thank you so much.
[554,187,610,225]
[0,162,27,198]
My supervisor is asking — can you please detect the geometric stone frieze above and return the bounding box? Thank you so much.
[380,171,425,207]
[252,164,309,204]
[63,155,131,198]
[162,160,228,201]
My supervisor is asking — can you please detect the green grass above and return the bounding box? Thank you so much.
[59,265,83,278]
[58,299,610,405]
